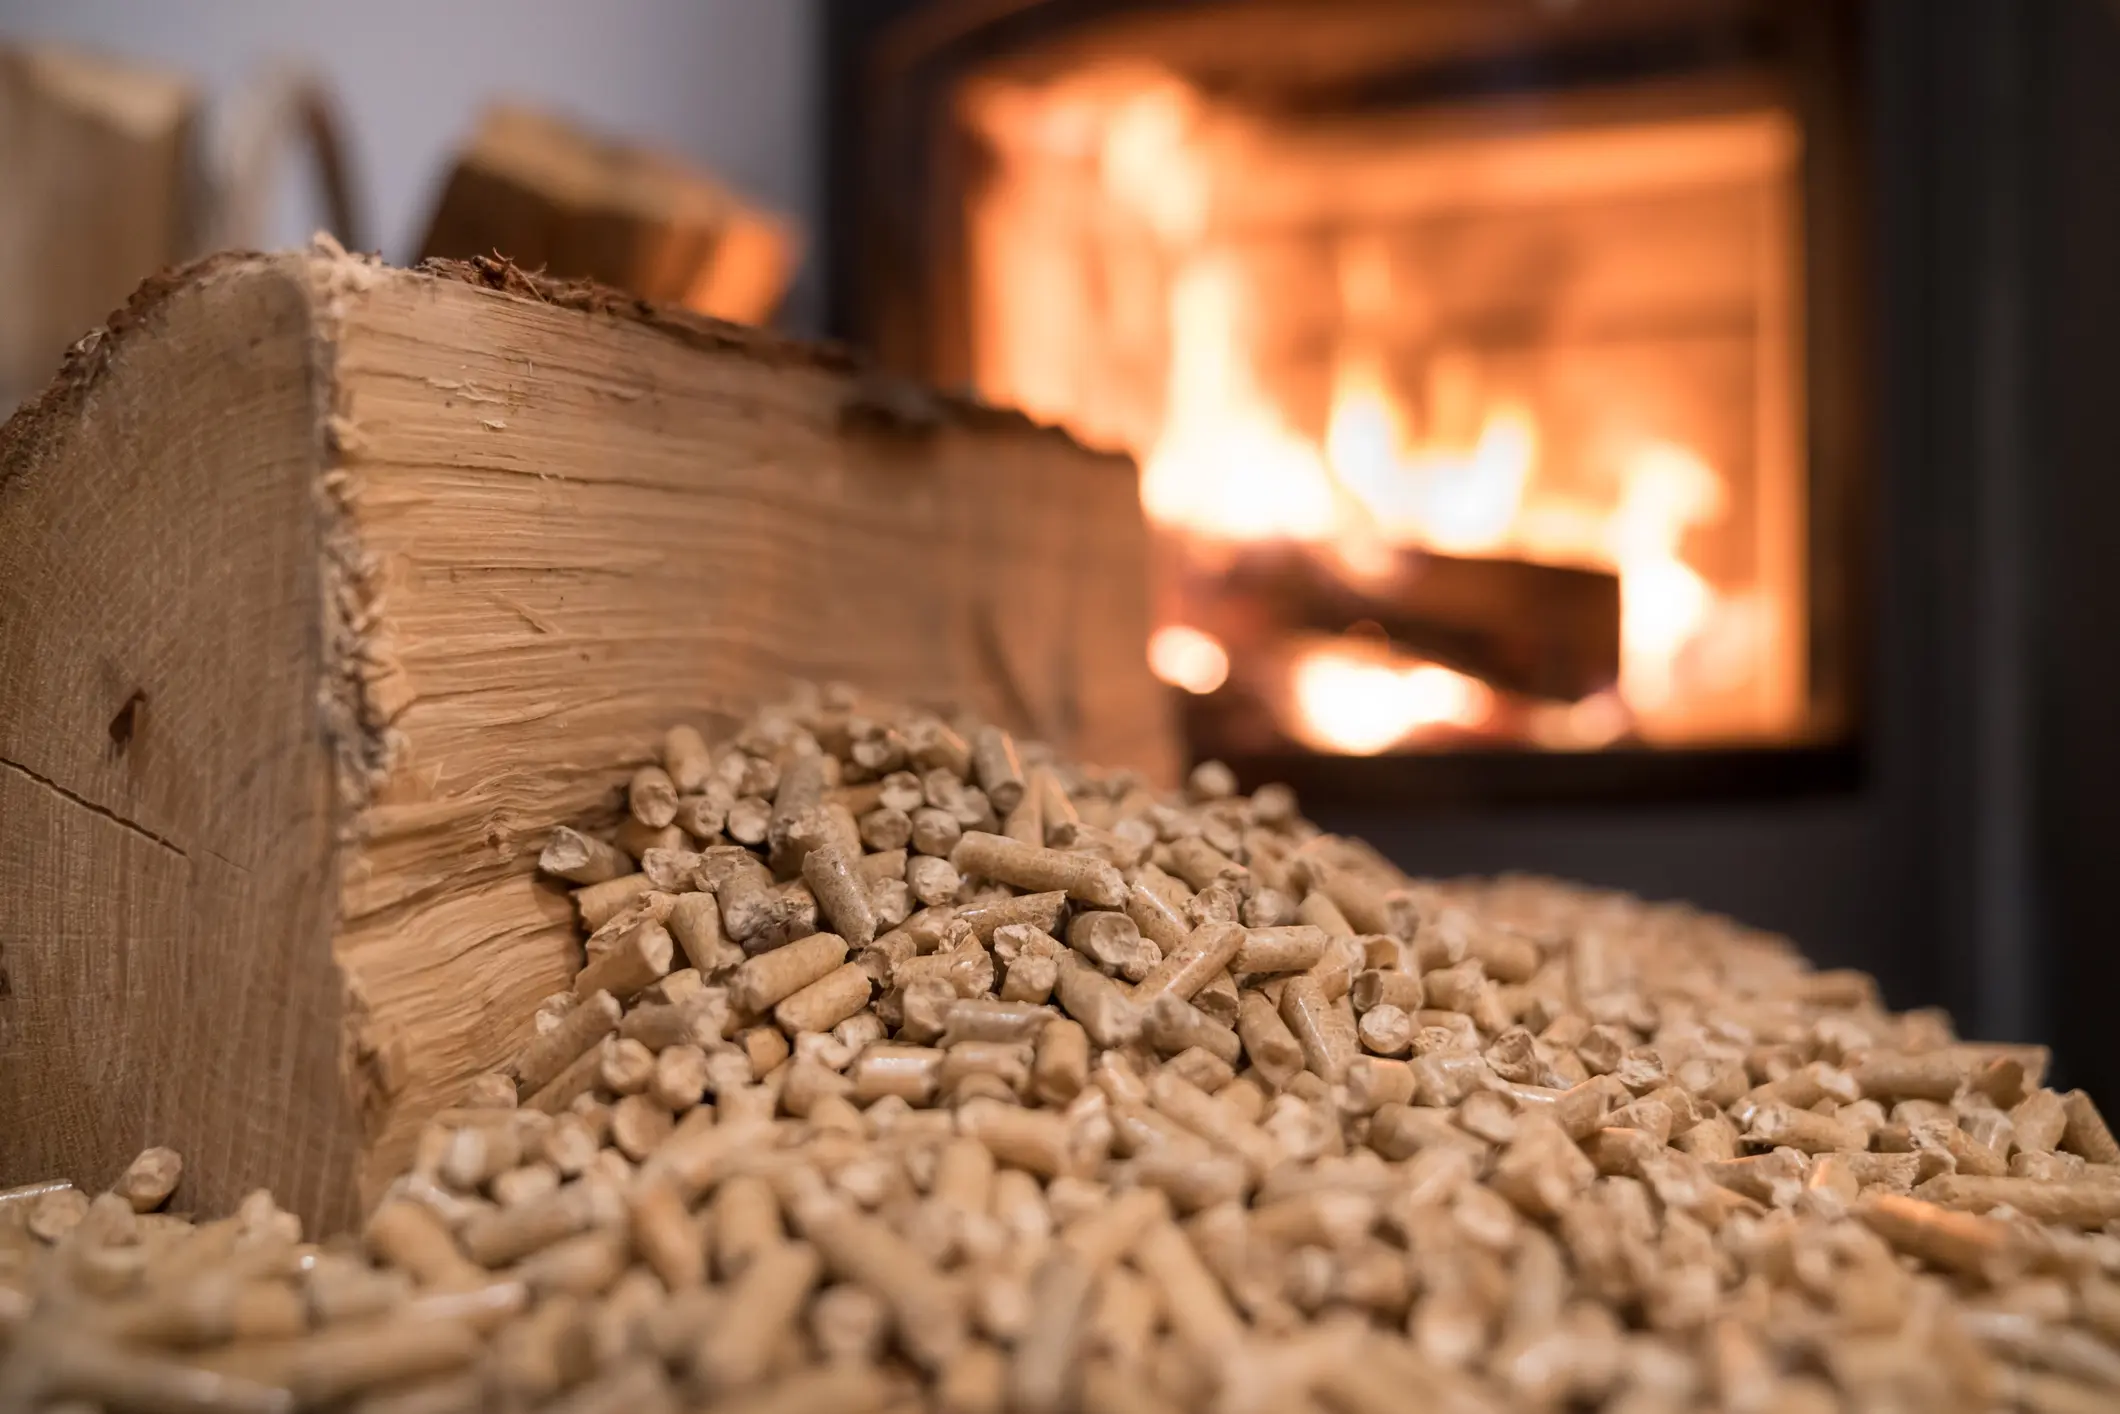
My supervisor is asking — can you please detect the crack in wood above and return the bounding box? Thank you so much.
[0,754,189,861]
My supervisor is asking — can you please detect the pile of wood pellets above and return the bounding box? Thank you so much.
[8,689,2120,1414]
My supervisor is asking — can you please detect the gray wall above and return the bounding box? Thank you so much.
[0,0,821,326]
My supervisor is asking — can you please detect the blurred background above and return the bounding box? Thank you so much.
[0,0,820,403]
[4,0,2118,1098]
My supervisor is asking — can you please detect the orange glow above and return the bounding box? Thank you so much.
[1119,130,1750,746]
[963,65,1809,752]
[1529,691,1632,750]
[1148,624,1231,695]
[1289,645,1493,755]
[1323,354,1538,555]
[1609,441,1727,712]
[1162,321,1736,744]
[1139,257,1343,542]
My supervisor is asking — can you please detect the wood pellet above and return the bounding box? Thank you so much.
[6,687,2120,1412]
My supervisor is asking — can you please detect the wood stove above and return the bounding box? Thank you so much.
[831,0,2120,1099]
[829,0,1867,805]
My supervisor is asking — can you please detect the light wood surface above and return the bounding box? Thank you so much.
[0,247,1173,1226]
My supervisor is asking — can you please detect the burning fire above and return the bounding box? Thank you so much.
[1322,356,1539,558]
[1139,262,1736,748]
[1138,256,1342,544]
[971,67,1806,754]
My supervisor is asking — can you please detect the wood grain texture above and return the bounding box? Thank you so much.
[0,248,1174,1224]
[0,258,354,1228]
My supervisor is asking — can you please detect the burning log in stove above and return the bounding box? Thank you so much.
[1185,542,1620,704]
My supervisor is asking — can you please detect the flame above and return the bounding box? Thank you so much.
[1140,258,1342,542]
[1289,645,1493,755]
[1323,354,1539,554]
[1148,625,1231,695]
[1606,441,1726,712]
[1098,82,1210,244]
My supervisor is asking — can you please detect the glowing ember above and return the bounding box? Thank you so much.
[1148,624,1231,695]
[1529,691,1632,751]
[1289,646,1493,755]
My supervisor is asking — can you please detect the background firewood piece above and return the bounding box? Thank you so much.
[0,247,1171,1230]
[418,102,800,325]
[0,44,198,412]
[1196,543,1621,701]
